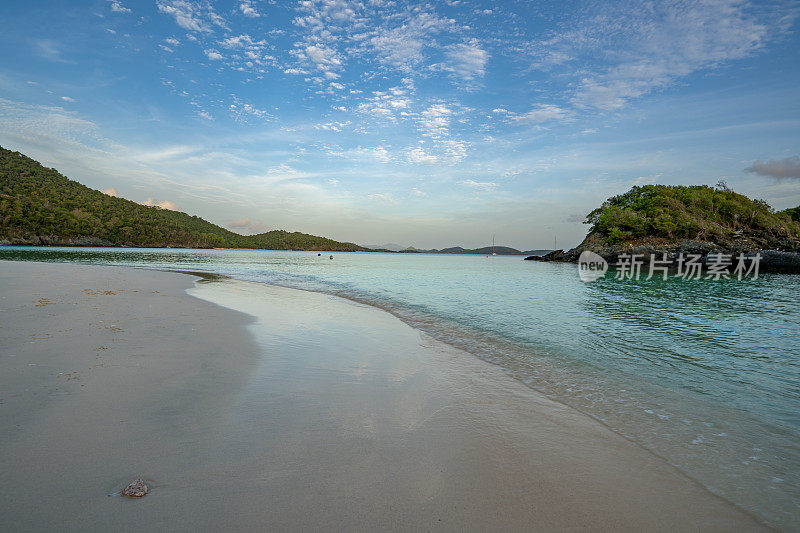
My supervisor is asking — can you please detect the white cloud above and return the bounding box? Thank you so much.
[220,34,266,50]
[512,104,571,124]
[368,193,398,205]
[304,44,342,70]
[528,1,782,110]
[229,98,272,123]
[293,0,361,30]
[228,217,270,234]
[204,49,223,60]
[444,41,488,81]
[34,40,71,63]
[60,96,75,102]
[458,179,498,191]
[632,173,662,185]
[419,104,453,138]
[0,98,101,153]
[330,146,390,162]
[142,197,179,210]
[367,12,460,74]
[109,1,131,14]
[156,0,226,33]
[102,188,118,197]
[406,139,468,165]
[239,0,260,18]
[440,139,468,162]
[316,120,350,132]
[406,147,441,165]
[370,29,425,72]
[357,88,411,121]
[263,163,311,181]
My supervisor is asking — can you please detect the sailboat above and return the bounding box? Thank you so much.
[492,235,497,256]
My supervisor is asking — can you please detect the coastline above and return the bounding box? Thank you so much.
[0,261,766,530]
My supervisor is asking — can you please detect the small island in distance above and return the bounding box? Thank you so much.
[363,244,554,256]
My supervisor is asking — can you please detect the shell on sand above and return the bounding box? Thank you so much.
[121,478,148,498]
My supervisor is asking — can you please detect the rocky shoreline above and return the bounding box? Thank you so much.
[0,235,119,247]
[531,233,800,273]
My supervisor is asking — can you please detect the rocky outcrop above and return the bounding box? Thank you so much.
[121,478,148,498]
[533,233,800,273]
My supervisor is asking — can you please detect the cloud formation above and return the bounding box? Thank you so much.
[109,1,131,14]
[444,41,489,81]
[142,198,178,210]
[458,179,498,191]
[3,0,797,250]
[745,156,800,180]
[156,0,226,33]
[228,217,270,234]
[527,0,785,110]
[239,1,259,18]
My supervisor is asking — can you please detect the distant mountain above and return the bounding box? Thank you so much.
[362,243,408,252]
[396,245,550,255]
[0,147,367,251]
[443,246,526,255]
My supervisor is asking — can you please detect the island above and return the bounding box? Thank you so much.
[535,183,800,272]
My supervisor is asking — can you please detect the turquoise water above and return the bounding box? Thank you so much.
[2,246,799,528]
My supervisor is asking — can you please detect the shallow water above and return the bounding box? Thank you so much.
[2,246,798,528]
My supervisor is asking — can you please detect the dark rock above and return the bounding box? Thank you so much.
[533,249,566,262]
[543,232,800,273]
[121,478,148,498]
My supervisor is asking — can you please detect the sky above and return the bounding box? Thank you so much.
[1,0,799,250]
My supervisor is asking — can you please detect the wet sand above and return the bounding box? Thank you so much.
[0,261,766,531]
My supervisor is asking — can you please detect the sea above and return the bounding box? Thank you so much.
[1,246,798,528]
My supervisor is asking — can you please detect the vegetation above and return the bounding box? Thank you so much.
[784,205,800,223]
[0,146,366,251]
[584,184,800,248]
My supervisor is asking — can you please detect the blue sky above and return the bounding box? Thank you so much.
[1,0,799,249]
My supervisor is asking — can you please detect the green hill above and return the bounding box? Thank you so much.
[784,205,800,223]
[534,184,800,271]
[584,184,800,250]
[0,146,367,251]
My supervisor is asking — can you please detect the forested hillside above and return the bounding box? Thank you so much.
[585,184,800,250]
[0,147,366,251]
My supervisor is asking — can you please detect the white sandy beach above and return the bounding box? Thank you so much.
[0,261,766,531]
